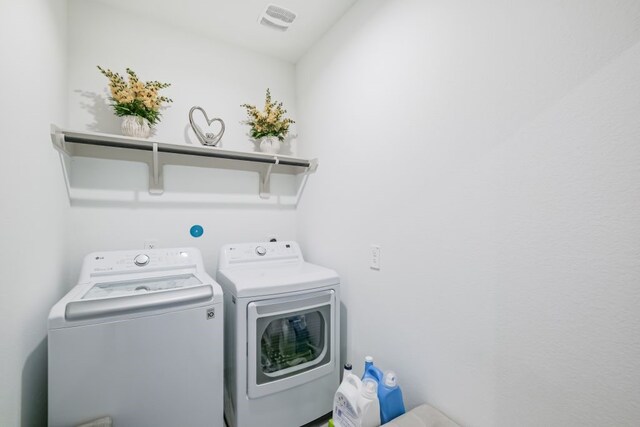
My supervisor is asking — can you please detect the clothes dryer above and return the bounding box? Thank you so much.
[48,247,224,427]
[217,241,340,427]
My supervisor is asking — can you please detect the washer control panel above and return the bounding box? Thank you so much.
[86,248,198,274]
[220,241,302,267]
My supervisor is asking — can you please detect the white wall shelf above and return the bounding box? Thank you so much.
[50,125,318,202]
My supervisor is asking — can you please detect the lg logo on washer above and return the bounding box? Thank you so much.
[206,308,215,319]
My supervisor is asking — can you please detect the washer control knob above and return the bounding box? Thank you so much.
[255,246,267,256]
[134,254,150,266]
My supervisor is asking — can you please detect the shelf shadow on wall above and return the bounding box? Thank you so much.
[60,153,306,209]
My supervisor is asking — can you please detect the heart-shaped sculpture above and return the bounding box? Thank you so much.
[189,106,225,146]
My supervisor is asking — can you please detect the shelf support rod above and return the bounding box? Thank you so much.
[294,158,318,207]
[259,157,279,199]
[149,142,164,195]
[49,127,75,201]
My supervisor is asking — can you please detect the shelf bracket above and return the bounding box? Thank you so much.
[259,157,279,199]
[308,158,319,173]
[50,125,70,155]
[149,142,164,195]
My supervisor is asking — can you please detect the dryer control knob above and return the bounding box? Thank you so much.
[134,254,150,266]
[255,246,267,256]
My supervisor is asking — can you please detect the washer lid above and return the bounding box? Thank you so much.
[217,262,339,298]
[49,247,223,330]
[83,274,202,299]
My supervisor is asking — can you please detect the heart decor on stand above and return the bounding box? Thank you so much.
[189,106,225,146]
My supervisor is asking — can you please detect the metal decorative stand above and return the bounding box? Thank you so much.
[189,106,225,146]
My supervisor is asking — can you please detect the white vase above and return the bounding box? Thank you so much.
[121,115,151,138]
[259,137,281,154]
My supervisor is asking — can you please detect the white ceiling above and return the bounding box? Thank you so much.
[97,0,358,63]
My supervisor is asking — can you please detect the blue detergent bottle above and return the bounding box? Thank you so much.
[378,371,406,424]
[362,356,383,383]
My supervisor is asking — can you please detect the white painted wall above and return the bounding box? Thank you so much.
[0,0,69,425]
[64,0,299,281]
[3,1,639,425]
[296,0,640,425]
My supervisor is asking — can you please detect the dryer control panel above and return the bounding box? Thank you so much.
[219,241,303,268]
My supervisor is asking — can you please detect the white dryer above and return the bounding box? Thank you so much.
[217,241,340,427]
[48,247,224,427]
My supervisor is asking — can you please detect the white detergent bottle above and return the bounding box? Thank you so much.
[357,378,381,427]
[333,364,362,427]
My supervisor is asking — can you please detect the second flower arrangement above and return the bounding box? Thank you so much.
[241,88,295,154]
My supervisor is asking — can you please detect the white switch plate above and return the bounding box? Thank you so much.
[370,245,381,270]
[144,240,159,250]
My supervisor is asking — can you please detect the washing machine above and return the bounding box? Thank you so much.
[48,247,224,427]
[216,241,340,427]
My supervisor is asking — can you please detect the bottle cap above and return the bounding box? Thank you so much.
[344,363,352,371]
[362,378,378,398]
[365,356,374,363]
[384,371,398,387]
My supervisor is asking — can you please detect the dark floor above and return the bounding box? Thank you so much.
[302,412,331,427]
[225,413,330,427]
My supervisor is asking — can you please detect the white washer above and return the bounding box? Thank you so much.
[48,247,224,427]
[217,241,340,427]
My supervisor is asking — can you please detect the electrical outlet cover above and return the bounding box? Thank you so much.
[370,245,381,270]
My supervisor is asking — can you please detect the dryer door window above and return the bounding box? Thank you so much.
[259,307,329,380]
[247,289,336,399]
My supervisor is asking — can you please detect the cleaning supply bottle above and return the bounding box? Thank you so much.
[357,378,381,427]
[362,356,383,383]
[342,362,353,380]
[333,364,362,427]
[378,371,406,424]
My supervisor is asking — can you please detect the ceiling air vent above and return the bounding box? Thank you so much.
[259,4,296,32]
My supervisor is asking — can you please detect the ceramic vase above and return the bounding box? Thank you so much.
[259,136,281,154]
[121,115,151,139]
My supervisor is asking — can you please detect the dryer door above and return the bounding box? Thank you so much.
[247,289,335,399]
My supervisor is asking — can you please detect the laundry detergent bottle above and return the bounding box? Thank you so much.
[378,371,406,424]
[333,364,362,427]
[363,355,373,374]
[362,356,383,383]
[358,378,381,427]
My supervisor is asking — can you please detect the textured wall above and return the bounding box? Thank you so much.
[295,0,640,425]
[0,0,69,425]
